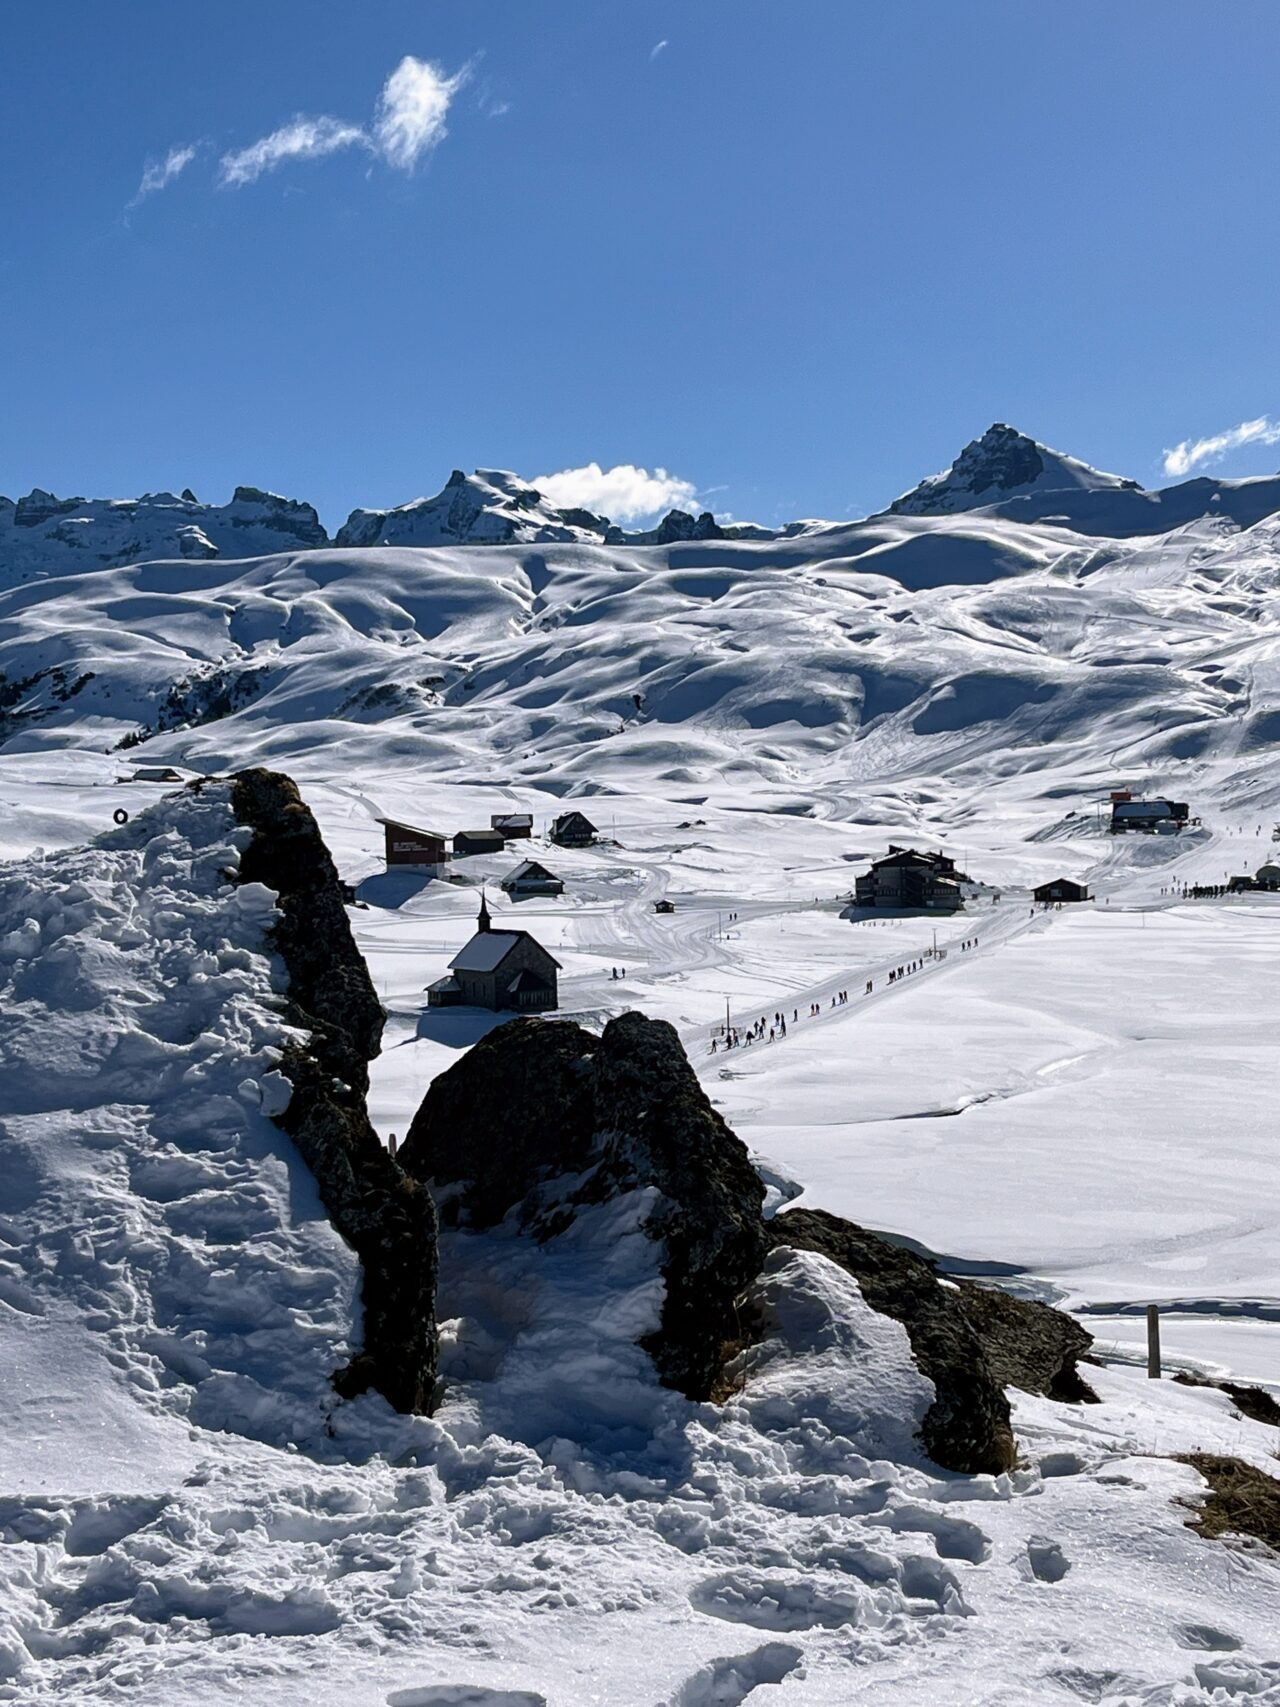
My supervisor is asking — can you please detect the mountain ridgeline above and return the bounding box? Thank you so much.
[8,425,1280,581]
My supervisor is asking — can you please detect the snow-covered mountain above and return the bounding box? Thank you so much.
[0,485,328,582]
[889,422,1280,538]
[334,467,617,548]
[888,422,1143,516]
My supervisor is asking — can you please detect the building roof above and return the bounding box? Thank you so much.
[454,828,506,846]
[449,929,562,974]
[553,809,597,830]
[377,815,448,840]
[492,812,533,828]
[427,975,461,994]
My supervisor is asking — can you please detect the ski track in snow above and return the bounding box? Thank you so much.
[1,497,1279,1700]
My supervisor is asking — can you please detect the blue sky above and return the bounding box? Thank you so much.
[4,1,1280,529]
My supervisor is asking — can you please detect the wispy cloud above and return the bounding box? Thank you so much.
[220,116,368,187]
[129,144,197,206]
[1162,415,1280,479]
[375,56,471,169]
[650,39,669,60]
[218,56,469,189]
[534,462,699,523]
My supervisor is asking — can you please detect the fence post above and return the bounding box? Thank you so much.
[1146,1304,1161,1378]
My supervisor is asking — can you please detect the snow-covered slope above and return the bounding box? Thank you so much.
[3,790,1279,1707]
[1,508,1277,820]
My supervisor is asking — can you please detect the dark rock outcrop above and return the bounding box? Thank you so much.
[1173,1372,1280,1429]
[767,1208,1017,1475]
[230,768,437,1413]
[400,1011,768,1401]
[953,1280,1097,1404]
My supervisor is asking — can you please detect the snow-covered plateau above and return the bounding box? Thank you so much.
[1,427,1278,1704]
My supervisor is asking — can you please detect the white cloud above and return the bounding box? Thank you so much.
[219,116,368,187]
[534,462,699,523]
[650,39,669,60]
[1162,415,1280,479]
[217,56,469,189]
[130,144,196,206]
[374,55,470,170]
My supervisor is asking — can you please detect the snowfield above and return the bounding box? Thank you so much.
[2,433,1279,1702]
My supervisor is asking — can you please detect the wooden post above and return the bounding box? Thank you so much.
[1146,1304,1161,1378]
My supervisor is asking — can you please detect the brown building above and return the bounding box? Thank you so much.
[854,846,966,912]
[491,813,534,840]
[378,816,449,869]
[453,828,506,858]
[550,809,598,848]
[1033,878,1091,904]
[427,896,560,1012]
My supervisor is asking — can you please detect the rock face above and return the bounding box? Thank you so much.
[954,1279,1097,1404]
[399,1011,768,1400]
[229,767,438,1413]
[767,1208,1017,1475]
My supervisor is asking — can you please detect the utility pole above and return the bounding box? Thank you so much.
[724,995,730,1040]
[1146,1305,1161,1379]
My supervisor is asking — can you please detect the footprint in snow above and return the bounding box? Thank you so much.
[670,1641,803,1706]
[1022,1535,1071,1583]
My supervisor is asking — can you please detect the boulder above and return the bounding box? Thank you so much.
[399,1011,768,1400]
[953,1280,1097,1403]
[767,1208,1017,1475]
[230,768,438,1413]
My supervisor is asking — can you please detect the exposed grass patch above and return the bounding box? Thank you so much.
[1179,1453,1280,1552]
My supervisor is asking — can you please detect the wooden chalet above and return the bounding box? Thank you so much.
[550,810,597,848]
[500,859,564,899]
[854,846,966,913]
[453,828,506,858]
[377,816,449,869]
[1033,877,1090,904]
[653,898,676,914]
[427,895,560,1012]
[491,812,534,840]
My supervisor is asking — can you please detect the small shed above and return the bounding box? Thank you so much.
[501,859,564,899]
[130,766,184,783]
[653,898,676,914]
[1034,878,1090,904]
[491,813,533,840]
[378,816,449,868]
[550,809,598,848]
[453,828,506,858]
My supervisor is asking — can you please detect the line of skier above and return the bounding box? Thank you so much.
[709,938,977,1052]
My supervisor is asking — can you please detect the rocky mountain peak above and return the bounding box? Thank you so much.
[888,423,1141,517]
